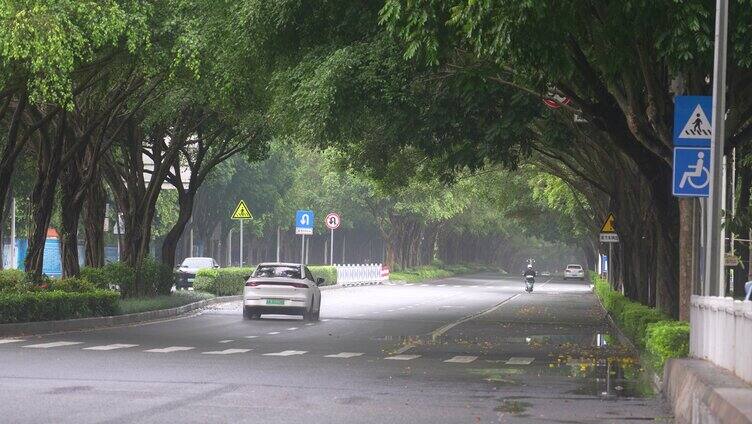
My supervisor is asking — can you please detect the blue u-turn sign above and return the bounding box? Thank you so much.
[295,210,314,235]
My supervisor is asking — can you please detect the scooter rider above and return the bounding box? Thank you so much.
[524,264,536,291]
[524,264,537,279]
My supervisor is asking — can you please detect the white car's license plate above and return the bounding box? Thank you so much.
[266,299,285,305]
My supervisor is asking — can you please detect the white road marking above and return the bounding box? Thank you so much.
[263,350,307,356]
[244,336,258,339]
[452,285,462,288]
[321,319,330,322]
[387,309,395,312]
[23,341,83,349]
[202,349,251,355]
[429,294,521,342]
[420,284,429,287]
[84,344,138,351]
[437,284,446,287]
[506,357,534,365]
[385,354,421,361]
[324,352,364,358]
[267,332,280,335]
[144,346,195,353]
[286,327,299,331]
[0,338,25,344]
[444,355,478,363]
[305,323,315,326]
[218,340,234,344]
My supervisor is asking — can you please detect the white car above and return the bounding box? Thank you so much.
[564,264,585,280]
[243,263,323,321]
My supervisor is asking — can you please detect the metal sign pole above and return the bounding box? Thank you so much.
[276,226,281,262]
[704,0,728,296]
[301,234,305,264]
[330,229,334,266]
[608,243,614,287]
[239,219,244,267]
[10,197,16,269]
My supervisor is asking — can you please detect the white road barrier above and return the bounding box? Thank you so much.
[690,295,752,384]
[334,264,388,285]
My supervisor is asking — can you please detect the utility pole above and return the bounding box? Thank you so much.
[276,226,281,262]
[704,0,728,296]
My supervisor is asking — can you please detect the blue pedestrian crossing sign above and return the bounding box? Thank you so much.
[673,96,712,147]
[673,147,711,197]
[295,210,314,235]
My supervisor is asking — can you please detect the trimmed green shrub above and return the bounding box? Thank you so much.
[0,290,120,324]
[138,257,174,295]
[194,267,254,296]
[619,303,668,347]
[117,291,214,315]
[645,321,690,369]
[81,262,135,291]
[308,266,337,286]
[0,269,26,291]
[48,277,97,293]
[591,273,689,371]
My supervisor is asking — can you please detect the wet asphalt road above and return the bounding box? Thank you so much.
[0,274,672,423]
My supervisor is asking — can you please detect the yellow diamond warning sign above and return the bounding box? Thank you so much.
[231,200,252,220]
[600,213,616,233]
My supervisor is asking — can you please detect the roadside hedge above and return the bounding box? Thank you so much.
[0,290,120,324]
[308,266,337,286]
[194,265,338,295]
[81,257,174,296]
[194,267,254,296]
[592,274,689,370]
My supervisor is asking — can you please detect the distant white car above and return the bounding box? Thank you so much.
[564,264,585,280]
[541,271,551,277]
[243,263,323,321]
[175,257,219,289]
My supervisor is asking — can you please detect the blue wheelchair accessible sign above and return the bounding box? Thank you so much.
[673,147,711,197]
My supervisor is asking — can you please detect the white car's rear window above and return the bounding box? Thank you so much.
[566,265,583,270]
[253,266,302,279]
[181,258,214,268]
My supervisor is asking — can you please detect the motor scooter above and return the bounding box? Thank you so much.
[525,275,535,293]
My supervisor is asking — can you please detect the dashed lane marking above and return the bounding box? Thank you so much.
[321,319,331,322]
[444,355,478,363]
[506,357,534,365]
[286,327,299,331]
[384,354,421,361]
[23,341,83,349]
[144,346,195,353]
[244,336,258,339]
[218,340,234,344]
[420,284,429,287]
[263,350,307,357]
[437,284,446,287]
[267,332,280,335]
[0,338,25,344]
[304,323,315,326]
[84,344,138,351]
[202,349,251,355]
[324,352,364,358]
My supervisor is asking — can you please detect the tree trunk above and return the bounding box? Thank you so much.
[161,191,195,269]
[25,116,66,276]
[0,91,28,270]
[84,180,106,267]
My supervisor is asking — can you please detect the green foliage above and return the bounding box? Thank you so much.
[47,277,96,293]
[81,259,173,296]
[308,266,337,286]
[0,290,119,324]
[390,263,496,283]
[0,269,26,291]
[592,274,688,371]
[117,291,214,315]
[645,321,690,370]
[194,267,254,296]
[81,262,135,291]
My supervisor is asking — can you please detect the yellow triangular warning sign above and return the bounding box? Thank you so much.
[600,213,616,233]
[231,200,252,220]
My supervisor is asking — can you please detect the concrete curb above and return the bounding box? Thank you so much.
[664,358,752,424]
[336,281,383,288]
[0,295,242,337]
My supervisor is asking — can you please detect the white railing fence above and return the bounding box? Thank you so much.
[690,295,752,384]
[334,264,389,285]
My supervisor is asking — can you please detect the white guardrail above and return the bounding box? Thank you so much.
[334,264,389,285]
[690,295,752,384]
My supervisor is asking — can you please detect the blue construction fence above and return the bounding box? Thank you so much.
[2,239,120,277]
